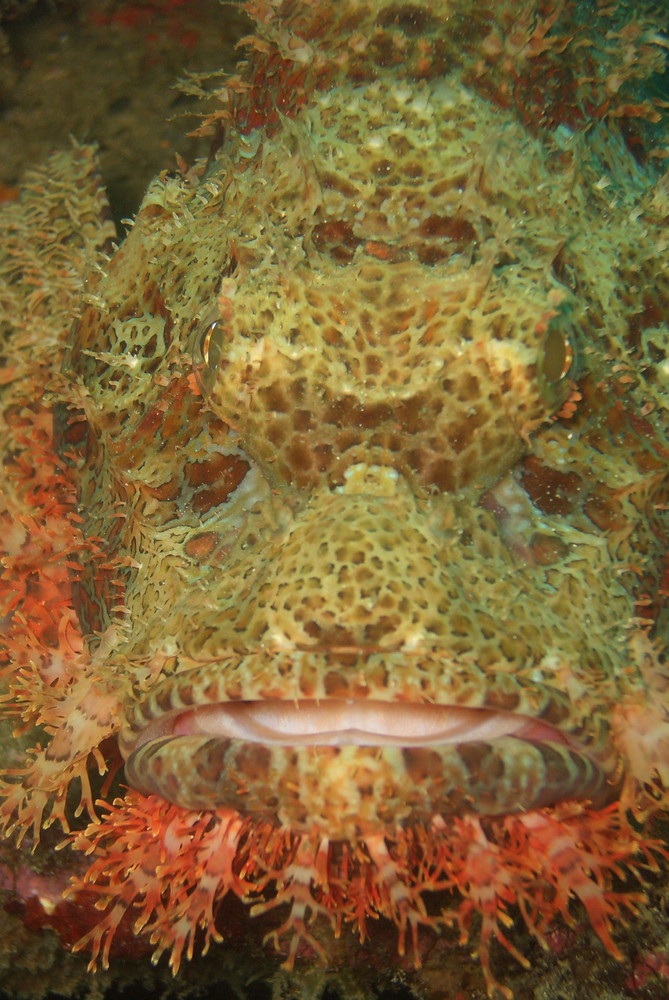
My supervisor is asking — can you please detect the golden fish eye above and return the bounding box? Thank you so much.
[198,320,223,369]
[193,318,224,395]
[541,324,573,384]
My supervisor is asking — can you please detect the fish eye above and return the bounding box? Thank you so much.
[541,323,573,385]
[193,317,224,394]
[200,321,223,368]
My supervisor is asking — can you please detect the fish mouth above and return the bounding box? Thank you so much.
[126,698,573,749]
[121,695,619,832]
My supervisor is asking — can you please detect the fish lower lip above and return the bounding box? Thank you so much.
[121,699,616,827]
[124,698,572,751]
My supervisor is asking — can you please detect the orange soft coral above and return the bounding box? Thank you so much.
[0,400,122,837]
[59,790,664,999]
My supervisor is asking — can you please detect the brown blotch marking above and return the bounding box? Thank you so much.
[318,173,360,199]
[147,748,165,779]
[285,439,313,471]
[325,396,356,427]
[142,284,170,320]
[367,661,390,688]
[529,532,569,566]
[312,220,363,264]
[323,326,344,347]
[62,411,89,446]
[372,158,393,177]
[583,487,626,533]
[209,416,230,436]
[598,403,665,472]
[195,739,230,784]
[404,162,425,179]
[177,684,195,706]
[521,455,584,515]
[232,743,273,783]
[186,452,248,488]
[457,742,504,780]
[482,687,520,712]
[304,625,357,647]
[323,670,352,696]
[402,746,445,783]
[185,532,220,561]
[202,682,220,703]
[129,406,163,441]
[448,421,473,455]
[537,694,570,727]
[416,244,451,266]
[191,455,250,512]
[267,422,287,447]
[627,410,666,453]
[428,457,456,491]
[142,333,158,357]
[538,742,575,786]
[258,382,290,413]
[298,676,317,697]
[155,687,175,713]
[162,389,199,439]
[388,134,413,157]
[357,402,393,429]
[371,241,412,263]
[314,443,335,471]
[370,30,405,70]
[417,215,477,243]
[458,372,481,402]
[394,394,430,434]
[407,447,429,478]
[289,377,308,404]
[144,478,180,501]
[294,409,314,432]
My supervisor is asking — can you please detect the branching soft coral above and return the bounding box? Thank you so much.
[53,787,664,999]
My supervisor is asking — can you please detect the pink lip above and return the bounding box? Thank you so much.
[126,698,573,753]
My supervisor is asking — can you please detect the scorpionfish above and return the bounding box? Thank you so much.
[2,0,669,996]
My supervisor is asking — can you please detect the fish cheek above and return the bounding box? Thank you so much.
[58,330,258,647]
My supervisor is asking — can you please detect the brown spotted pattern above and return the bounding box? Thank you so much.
[53,0,669,840]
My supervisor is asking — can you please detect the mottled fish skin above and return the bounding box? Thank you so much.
[2,0,669,994]
[60,0,669,833]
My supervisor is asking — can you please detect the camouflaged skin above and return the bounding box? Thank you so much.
[55,0,669,839]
